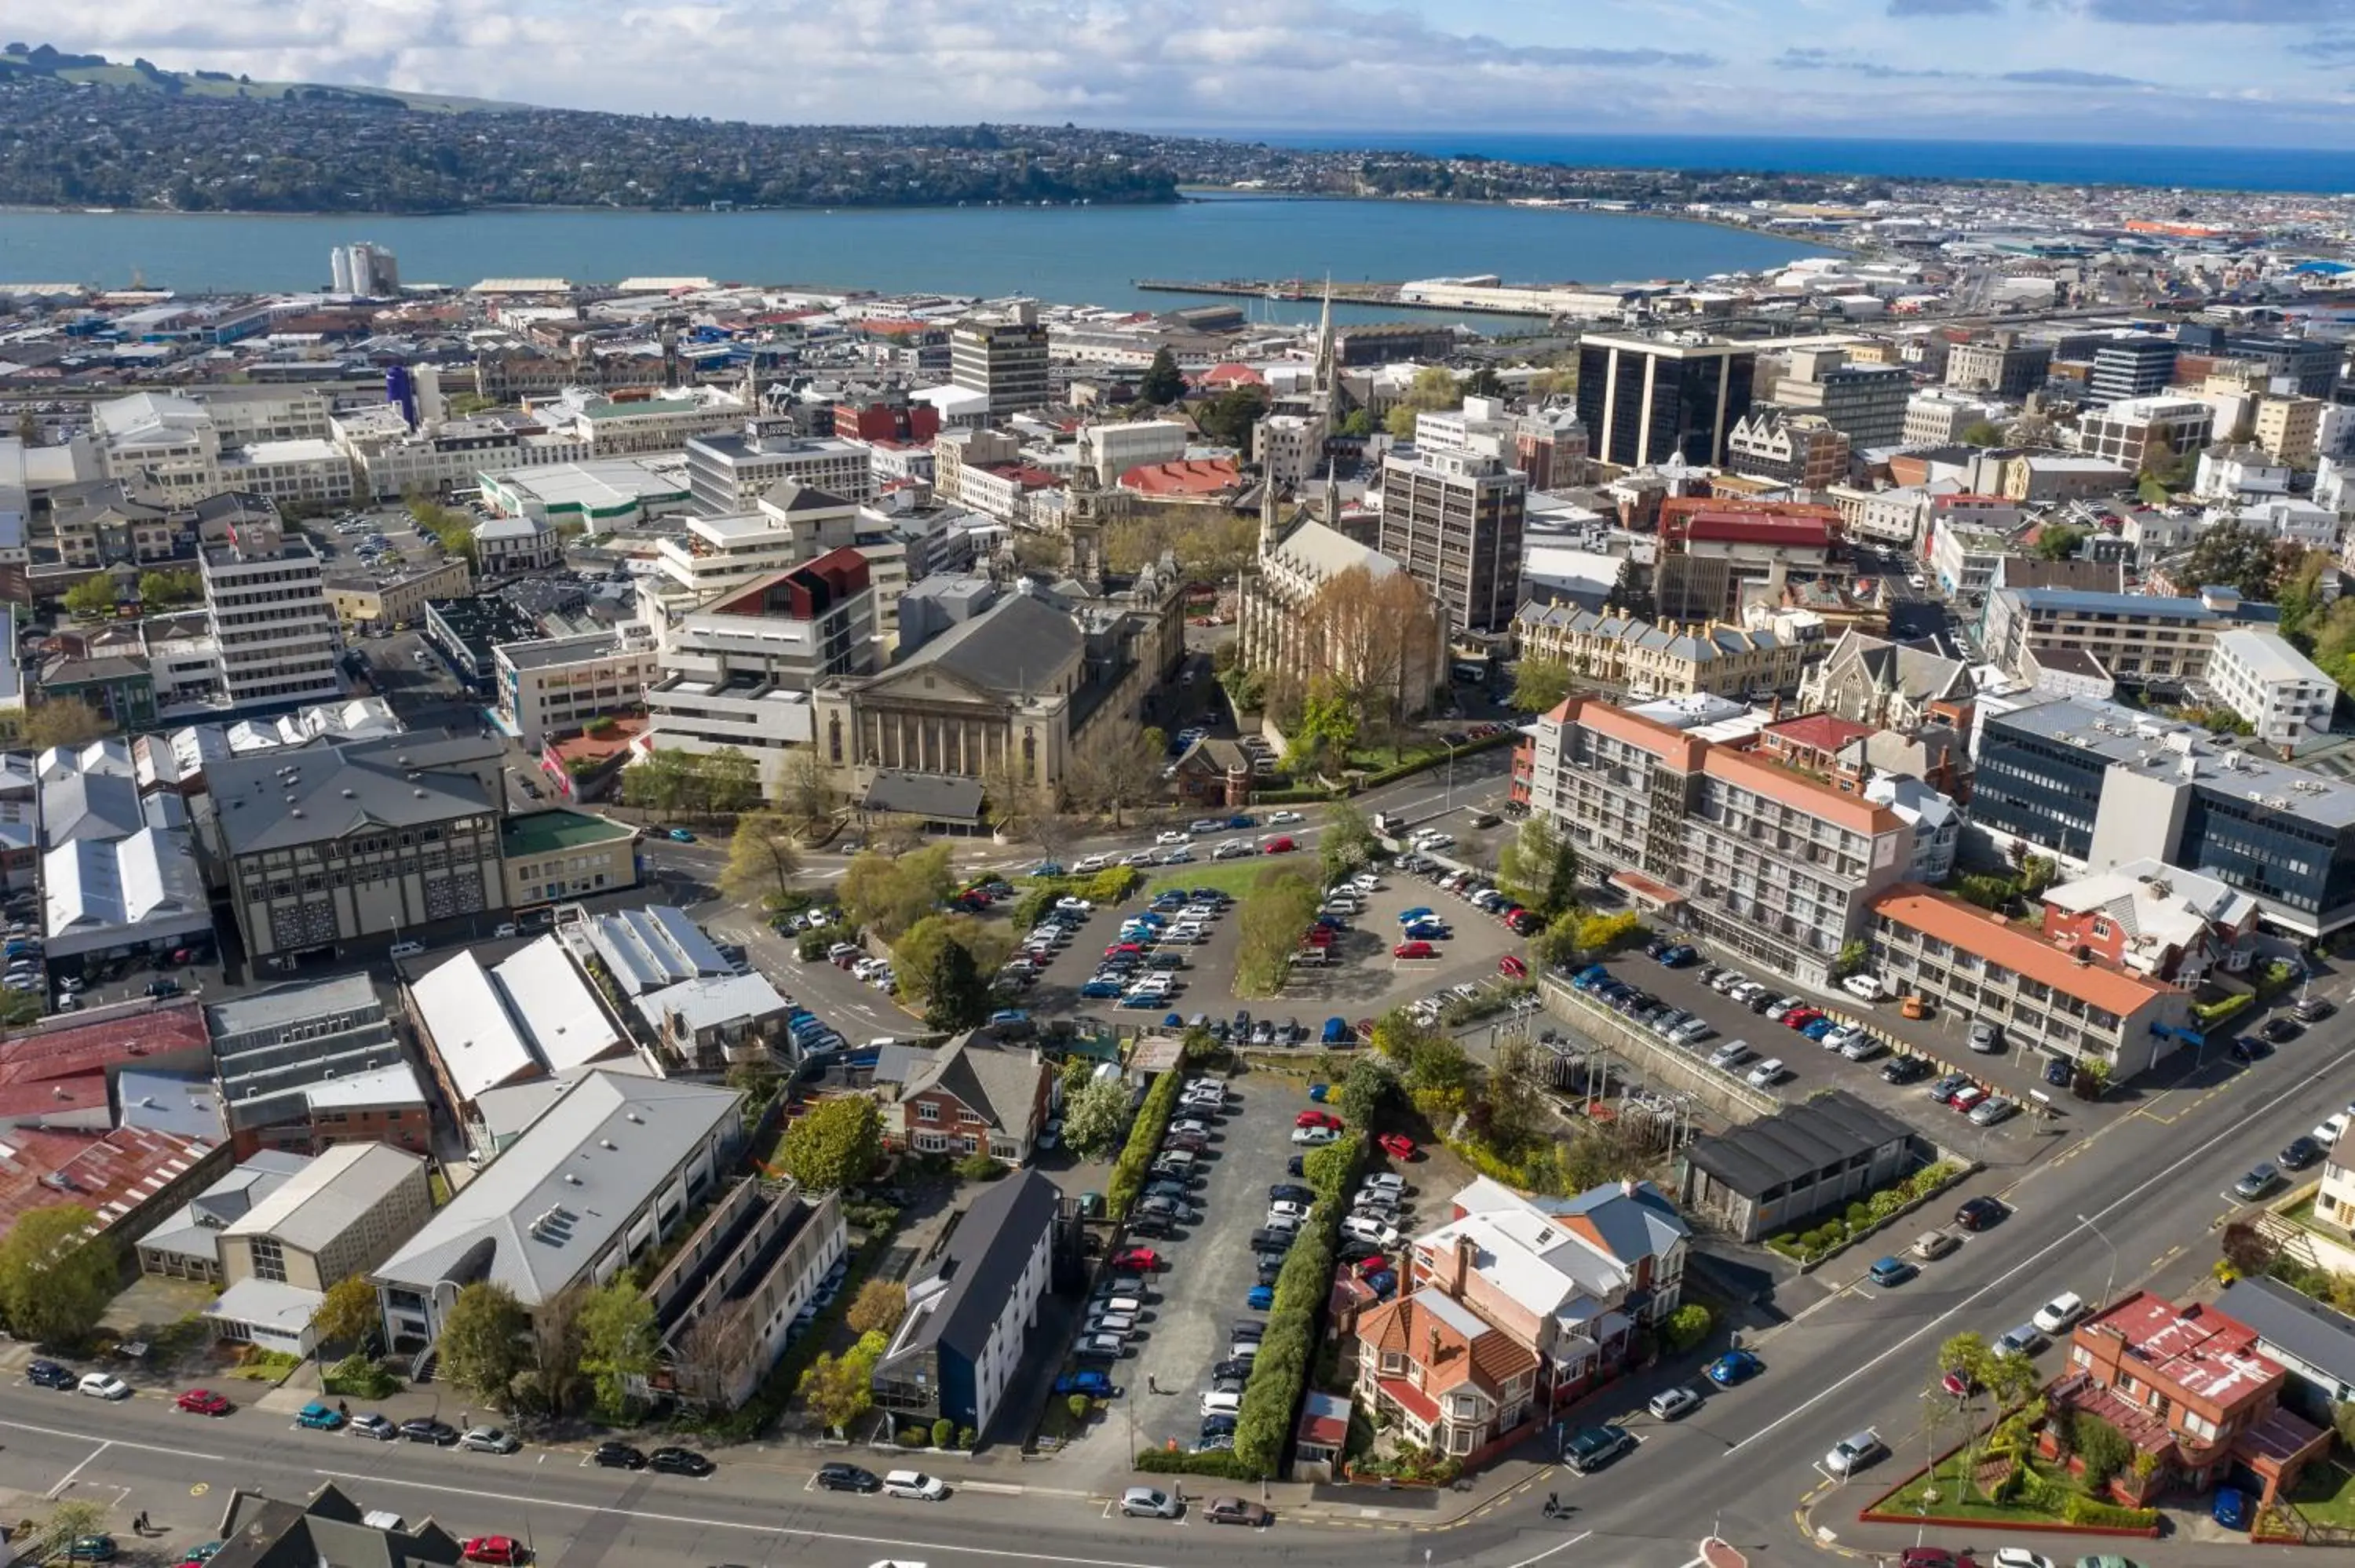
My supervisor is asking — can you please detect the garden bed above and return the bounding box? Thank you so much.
[1864,1448,2160,1537]
[1764,1160,1971,1270]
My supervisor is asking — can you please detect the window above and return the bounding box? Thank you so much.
[1379,1351,1405,1376]
[247,1236,287,1284]
[916,1102,939,1122]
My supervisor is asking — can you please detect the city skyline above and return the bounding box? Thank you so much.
[11,0,2355,150]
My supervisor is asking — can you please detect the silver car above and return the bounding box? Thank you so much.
[1120,1486,1182,1519]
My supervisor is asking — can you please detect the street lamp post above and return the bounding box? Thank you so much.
[1441,738,1461,810]
[2077,1212,2120,1307]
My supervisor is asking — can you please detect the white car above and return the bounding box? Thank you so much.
[1988,1552,2054,1568]
[1746,1058,1787,1088]
[1840,973,1887,1002]
[1072,855,1111,874]
[1267,810,1304,825]
[2317,1113,2350,1147]
[882,1469,949,1501]
[1342,1214,1401,1247]
[1291,1125,1340,1146]
[1085,1311,1137,1335]
[1362,1172,1407,1196]
[1055,897,1094,913]
[1213,840,1256,859]
[1267,1198,1310,1222]
[78,1373,131,1400]
[2032,1292,2088,1335]
[1155,830,1192,846]
[1120,850,1157,867]
[1159,847,1195,864]
[1170,1118,1212,1138]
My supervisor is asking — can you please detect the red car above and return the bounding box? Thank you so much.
[1301,928,1335,947]
[1353,1255,1390,1278]
[1393,940,1437,960]
[1784,1007,1824,1030]
[1498,955,1527,979]
[1110,1247,1163,1271]
[462,1538,525,1566]
[1295,1109,1342,1130]
[1262,837,1296,855]
[1104,942,1144,958]
[1378,1132,1418,1160]
[175,1388,232,1417]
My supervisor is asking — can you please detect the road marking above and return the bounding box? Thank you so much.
[45,1439,110,1500]
[301,1466,1182,1568]
[1502,1527,1592,1568]
[1725,1034,2355,1457]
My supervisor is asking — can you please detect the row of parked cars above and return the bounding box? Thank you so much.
[1392,851,1543,937]
[1064,889,1231,1008]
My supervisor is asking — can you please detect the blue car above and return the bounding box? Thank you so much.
[1321,1017,1351,1043]
[1657,945,1699,967]
[1397,907,1435,925]
[1404,923,1450,942]
[1054,1369,1115,1397]
[1131,912,1169,928]
[1247,1285,1275,1310]
[988,1009,1031,1028]
[1031,862,1065,879]
[1801,1017,1837,1040]
[1080,980,1122,998]
[294,1402,345,1431]
[1868,1256,1918,1288]
[1119,994,1165,1008]
[1227,815,1256,830]
[1706,1350,1762,1387]
[1364,1268,1398,1298]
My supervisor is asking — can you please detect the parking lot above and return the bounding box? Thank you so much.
[1553,949,2074,1159]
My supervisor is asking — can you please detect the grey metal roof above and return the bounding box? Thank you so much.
[2219,1275,2355,1382]
[860,771,985,823]
[891,591,1080,696]
[1681,1089,1911,1199]
[207,733,497,856]
[224,1142,424,1255]
[900,1028,1046,1139]
[208,973,385,1041]
[1992,696,2355,830]
[582,906,731,997]
[1549,1180,1690,1264]
[140,1151,311,1264]
[877,1169,1059,1371]
[372,1070,740,1307]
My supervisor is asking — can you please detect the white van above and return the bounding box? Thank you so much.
[1201,1390,1243,1417]
[388,940,424,960]
[882,1469,947,1501]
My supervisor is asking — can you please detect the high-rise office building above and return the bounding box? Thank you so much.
[2090,337,2179,403]
[1574,334,1756,469]
[1377,446,1524,634]
[199,519,342,709]
[1767,347,1910,450]
[1945,332,2053,399]
[950,304,1051,417]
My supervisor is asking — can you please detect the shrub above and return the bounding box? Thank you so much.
[1844,1202,1871,1231]
[955,1152,1006,1183]
[1133,1446,1263,1479]
[1106,1032,1200,1216]
[2072,1411,2134,1487]
[931,1417,955,1449]
[1983,1460,2024,1505]
[958,1424,976,1449]
[1067,1394,1091,1424]
[1662,1304,1713,1353]
[798,922,856,961]
[2061,1494,2159,1530]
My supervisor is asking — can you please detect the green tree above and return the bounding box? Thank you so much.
[35,1501,110,1562]
[61,576,116,620]
[1497,813,1579,920]
[137,567,201,607]
[1662,1303,1713,1352]
[1293,678,1359,775]
[841,844,955,940]
[720,810,803,906]
[780,748,837,830]
[702,747,761,814]
[1534,910,1585,970]
[1195,385,1269,447]
[2032,523,2086,561]
[1959,420,2005,447]
[1464,365,1505,399]
[798,1347,875,1434]
[919,937,994,1032]
[310,1274,381,1351]
[1137,348,1185,407]
[622,749,693,815]
[1338,408,1374,438]
[0,1205,115,1346]
[1319,801,1379,883]
[1061,1074,1131,1157]
[577,1281,659,1416]
[776,1094,883,1191]
[1233,867,1324,997]
[1574,910,1641,953]
[1382,365,1464,439]
[893,913,1012,1009]
[1832,939,1871,979]
[23,699,112,752]
[846,1279,908,1336]
[2182,521,2284,601]
[2277,549,2332,649]
[1510,658,1573,714]
[2072,1412,2133,1487]
[1334,1054,1397,1129]
[438,1282,532,1406]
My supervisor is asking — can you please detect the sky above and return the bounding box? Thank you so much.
[13,0,2355,148]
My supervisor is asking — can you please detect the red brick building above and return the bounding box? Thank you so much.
[2046,1290,2329,1507]
[893,1027,1051,1166]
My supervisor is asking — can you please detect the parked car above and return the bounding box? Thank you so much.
[462,1427,521,1454]
[1562,1424,1636,1473]
[1954,1197,2006,1232]
[1869,1256,1919,1288]
[400,1418,459,1446]
[816,1463,881,1493]
[1647,1387,1701,1420]
[1705,1350,1762,1387]
[462,1539,524,1566]
[2234,1163,2284,1200]
[650,1446,714,1476]
[593,1441,647,1470]
[78,1373,131,1401]
[1121,1486,1184,1519]
[882,1470,949,1501]
[1203,1497,1272,1527]
[1823,1428,1886,1476]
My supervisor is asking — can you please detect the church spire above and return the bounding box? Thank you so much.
[1322,458,1340,529]
[1259,472,1280,556]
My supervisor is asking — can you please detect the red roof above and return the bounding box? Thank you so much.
[0,1123,215,1237]
[1199,363,1265,388]
[980,464,1063,492]
[1375,1374,1443,1425]
[1118,458,1240,498]
[1871,884,2181,1016]
[1763,713,1875,754]
[0,1070,109,1126]
[2086,1291,2279,1409]
[0,1002,209,1089]
[1681,513,1836,549]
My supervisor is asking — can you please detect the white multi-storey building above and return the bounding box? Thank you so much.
[2206,629,2338,752]
[1084,420,1189,483]
[199,522,342,709]
[495,627,662,749]
[684,431,874,512]
[1520,695,1913,984]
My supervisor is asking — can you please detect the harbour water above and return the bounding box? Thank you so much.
[0,192,1814,312]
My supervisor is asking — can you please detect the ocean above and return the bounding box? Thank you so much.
[1237,132,2355,195]
[0,193,1813,314]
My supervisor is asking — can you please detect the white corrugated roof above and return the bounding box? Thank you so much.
[411,950,536,1103]
[497,935,625,1073]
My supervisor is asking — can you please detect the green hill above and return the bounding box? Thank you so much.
[0,42,526,112]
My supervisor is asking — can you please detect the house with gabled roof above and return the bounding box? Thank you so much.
[893,1026,1050,1166]
[1353,1287,1541,1469]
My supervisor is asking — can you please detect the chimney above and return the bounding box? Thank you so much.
[1441,1233,1476,1297]
[1620,1177,1639,1198]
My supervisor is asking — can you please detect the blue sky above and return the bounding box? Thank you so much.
[14,0,2355,147]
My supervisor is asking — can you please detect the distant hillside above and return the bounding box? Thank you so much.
[0,41,526,112]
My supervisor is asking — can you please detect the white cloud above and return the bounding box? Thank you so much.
[9,0,2355,139]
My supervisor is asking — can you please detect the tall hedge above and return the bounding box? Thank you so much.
[1104,1030,1203,1217]
[1233,1131,1364,1475]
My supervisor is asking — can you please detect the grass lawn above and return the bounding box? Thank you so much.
[1143,858,1309,899]
[1343,740,1445,774]
[2282,1455,2355,1527]
[1875,1451,2079,1525]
